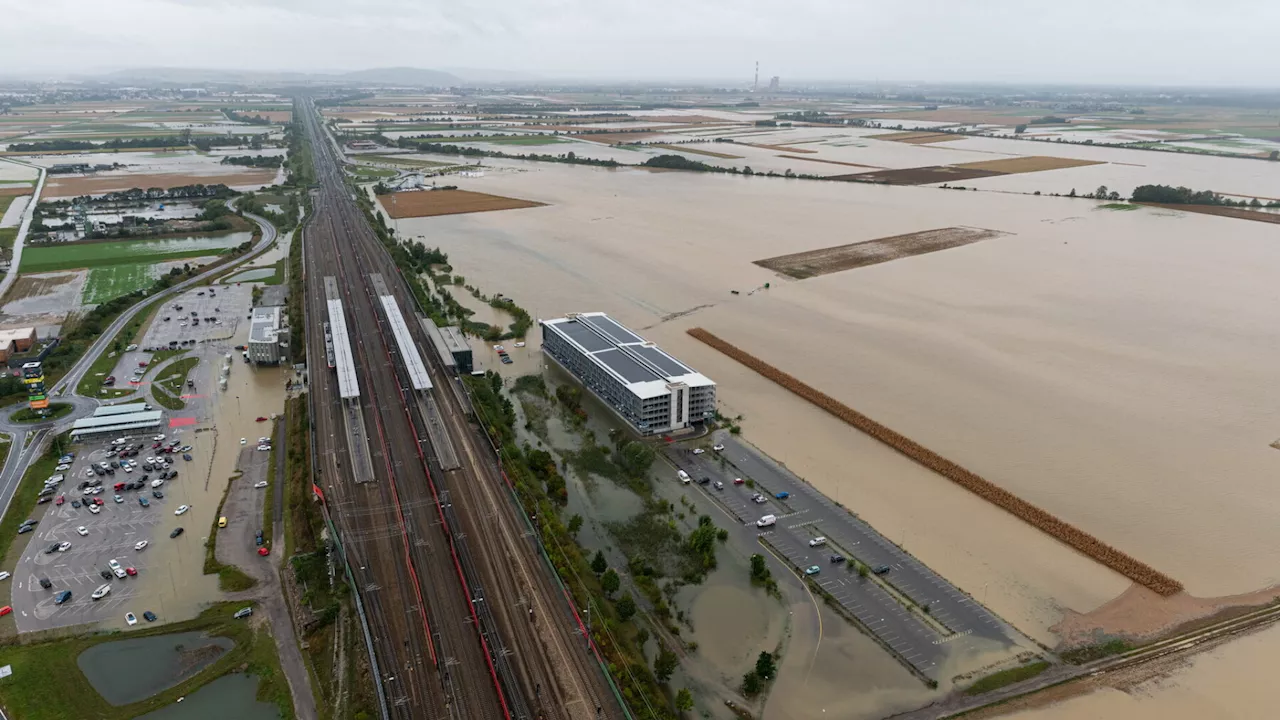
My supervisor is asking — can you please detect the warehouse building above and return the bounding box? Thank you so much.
[71,409,163,441]
[0,327,37,362]
[248,306,286,365]
[542,312,715,435]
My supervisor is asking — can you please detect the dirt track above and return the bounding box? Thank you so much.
[685,327,1184,597]
[44,170,277,197]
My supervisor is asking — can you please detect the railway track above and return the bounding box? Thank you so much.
[299,97,624,720]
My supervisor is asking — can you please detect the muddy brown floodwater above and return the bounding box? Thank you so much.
[386,157,1280,714]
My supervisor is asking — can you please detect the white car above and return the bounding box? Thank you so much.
[254,481,268,488]
[712,444,725,452]
[513,342,526,348]
[175,505,190,516]
[125,612,138,626]
[257,445,271,451]
[493,345,504,351]
[258,437,271,444]
[153,434,165,441]
[108,559,121,571]
[77,526,88,536]
[55,464,71,472]
[89,505,101,514]
[692,448,705,455]
[0,571,10,582]
[57,541,71,552]
[123,465,133,473]
[91,584,112,600]
[135,540,148,551]
[150,478,163,488]
[240,438,247,445]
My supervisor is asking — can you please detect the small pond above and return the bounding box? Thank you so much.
[133,673,280,720]
[77,631,235,706]
[223,268,276,283]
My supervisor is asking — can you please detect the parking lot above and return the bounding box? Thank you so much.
[664,431,1029,681]
[97,285,251,393]
[12,433,213,631]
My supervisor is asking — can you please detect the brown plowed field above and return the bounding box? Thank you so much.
[44,170,277,197]
[741,142,817,153]
[378,189,545,219]
[1140,203,1280,225]
[686,327,1185,597]
[650,144,743,158]
[777,154,882,169]
[831,165,1004,185]
[952,156,1103,173]
[0,187,30,197]
[871,131,959,144]
[755,226,1005,278]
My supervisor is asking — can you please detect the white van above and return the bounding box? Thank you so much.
[677,470,690,484]
[808,536,827,547]
[756,515,777,528]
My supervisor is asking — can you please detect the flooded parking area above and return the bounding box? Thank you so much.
[12,430,214,632]
[77,631,234,705]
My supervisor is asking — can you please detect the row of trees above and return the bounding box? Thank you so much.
[221,154,283,168]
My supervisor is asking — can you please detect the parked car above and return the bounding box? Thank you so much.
[751,493,767,504]
[57,541,71,552]
[91,584,111,601]
[54,590,72,605]
[183,454,193,462]
[143,611,157,622]
[170,527,184,538]
[808,536,827,548]
[712,444,726,452]
[138,497,150,507]
[125,567,137,577]
[125,612,138,626]
[36,497,51,505]
[17,525,33,535]
[257,547,270,556]
[774,491,790,500]
[830,554,845,564]
[872,565,892,575]
[233,607,253,619]
[254,481,268,488]
[692,448,705,455]
[77,526,88,536]
[713,480,724,490]
[175,505,189,516]
[804,565,821,576]
[135,540,148,551]
[153,490,164,499]
[55,495,64,506]
[39,577,51,589]
[114,494,123,503]
[88,504,101,514]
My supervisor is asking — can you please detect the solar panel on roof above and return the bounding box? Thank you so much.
[631,345,690,378]
[581,315,641,344]
[595,348,661,384]
[556,321,613,352]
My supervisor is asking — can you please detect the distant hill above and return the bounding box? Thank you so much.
[91,66,468,87]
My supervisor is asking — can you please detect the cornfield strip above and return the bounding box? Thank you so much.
[686,327,1184,596]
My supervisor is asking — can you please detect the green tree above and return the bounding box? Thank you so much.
[602,568,620,597]
[1014,124,1027,134]
[755,651,777,680]
[742,671,762,696]
[615,591,637,621]
[750,554,768,582]
[1094,185,1109,199]
[619,441,655,477]
[676,688,694,712]
[1270,150,1278,161]
[591,550,607,575]
[635,626,650,647]
[567,514,583,537]
[654,643,678,683]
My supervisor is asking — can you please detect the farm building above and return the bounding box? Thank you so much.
[542,312,716,436]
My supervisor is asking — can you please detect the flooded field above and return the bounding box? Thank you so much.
[391,160,1280,648]
[77,631,234,705]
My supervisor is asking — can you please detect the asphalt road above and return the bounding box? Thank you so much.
[666,430,1027,681]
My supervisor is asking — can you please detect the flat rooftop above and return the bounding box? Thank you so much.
[542,312,714,399]
[250,306,281,344]
[71,410,163,438]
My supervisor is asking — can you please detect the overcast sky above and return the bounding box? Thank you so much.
[4,0,1275,87]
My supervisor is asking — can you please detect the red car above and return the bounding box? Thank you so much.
[125,567,137,577]
[93,498,104,506]
[257,547,270,556]
[152,442,161,449]
[138,361,148,368]
[55,495,65,506]
[114,482,125,491]
[0,606,11,617]
[104,376,116,386]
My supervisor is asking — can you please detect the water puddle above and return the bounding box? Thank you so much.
[132,673,279,720]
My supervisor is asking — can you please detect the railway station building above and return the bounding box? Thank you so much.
[541,312,716,436]
[248,306,286,365]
